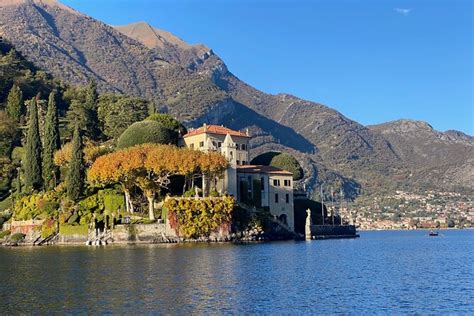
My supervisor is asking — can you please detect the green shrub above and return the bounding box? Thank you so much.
[10,232,25,242]
[0,230,11,238]
[101,189,125,214]
[41,219,57,238]
[209,190,219,197]
[270,153,303,180]
[117,120,174,149]
[67,213,78,224]
[59,224,88,236]
[183,188,196,198]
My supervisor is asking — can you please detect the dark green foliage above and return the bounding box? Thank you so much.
[97,94,150,139]
[5,84,23,121]
[117,120,174,149]
[250,152,281,166]
[66,124,84,201]
[84,80,98,111]
[66,99,100,139]
[24,98,43,191]
[146,113,187,134]
[0,230,11,239]
[42,92,60,190]
[10,232,25,242]
[0,111,17,157]
[145,113,186,144]
[270,153,303,180]
[252,179,262,207]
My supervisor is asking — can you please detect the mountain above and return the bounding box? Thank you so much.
[369,120,474,191]
[0,0,472,198]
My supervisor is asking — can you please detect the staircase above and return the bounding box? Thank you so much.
[87,229,114,246]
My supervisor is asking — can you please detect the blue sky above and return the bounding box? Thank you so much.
[62,0,473,134]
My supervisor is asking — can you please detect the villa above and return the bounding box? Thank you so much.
[182,124,295,231]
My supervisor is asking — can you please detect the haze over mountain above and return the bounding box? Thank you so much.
[0,0,472,198]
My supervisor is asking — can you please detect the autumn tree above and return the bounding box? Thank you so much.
[89,144,229,220]
[24,97,43,191]
[43,91,60,190]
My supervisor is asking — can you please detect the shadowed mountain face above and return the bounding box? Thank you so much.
[0,0,472,197]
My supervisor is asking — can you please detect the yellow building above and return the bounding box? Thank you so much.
[183,124,251,196]
[236,165,294,230]
[183,123,295,231]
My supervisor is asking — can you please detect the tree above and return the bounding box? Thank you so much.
[270,153,303,180]
[66,124,84,201]
[5,84,23,121]
[89,144,229,220]
[66,99,99,139]
[84,80,98,111]
[42,91,60,190]
[97,94,150,139]
[146,113,187,144]
[24,98,43,191]
[0,111,17,157]
[117,120,174,149]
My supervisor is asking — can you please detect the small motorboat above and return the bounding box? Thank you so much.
[429,230,439,236]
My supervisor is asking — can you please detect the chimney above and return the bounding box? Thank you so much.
[203,123,207,131]
[246,128,249,136]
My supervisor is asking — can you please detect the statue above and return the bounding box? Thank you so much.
[305,208,312,240]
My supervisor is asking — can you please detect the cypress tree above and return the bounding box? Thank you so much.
[24,98,43,191]
[43,91,60,190]
[66,123,84,201]
[6,84,23,121]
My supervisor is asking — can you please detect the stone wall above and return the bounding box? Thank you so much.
[8,220,44,235]
[310,225,357,237]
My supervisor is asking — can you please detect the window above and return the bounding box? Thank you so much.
[274,193,279,203]
[218,142,222,148]
[286,194,290,203]
[242,161,246,165]
[212,141,217,147]
[236,160,240,165]
[261,177,265,191]
[273,179,280,186]
[284,179,291,187]
[189,143,194,149]
[199,141,204,148]
[241,144,246,150]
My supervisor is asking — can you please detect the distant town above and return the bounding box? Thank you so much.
[338,190,474,230]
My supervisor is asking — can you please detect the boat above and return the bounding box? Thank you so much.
[429,230,438,236]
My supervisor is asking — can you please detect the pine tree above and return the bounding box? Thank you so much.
[66,123,84,201]
[43,91,60,190]
[6,84,23,121]
[24,97,43,191]
[84,80,98,111]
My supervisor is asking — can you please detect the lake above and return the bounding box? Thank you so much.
[1,230,473,314]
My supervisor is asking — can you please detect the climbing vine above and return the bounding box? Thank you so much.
[164,196,235,238]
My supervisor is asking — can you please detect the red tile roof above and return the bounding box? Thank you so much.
[236,165,293,176]
[183,124,250,138]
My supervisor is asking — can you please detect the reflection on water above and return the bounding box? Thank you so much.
[1,230,473,314]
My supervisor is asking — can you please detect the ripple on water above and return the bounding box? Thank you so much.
[0,230,473,314]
